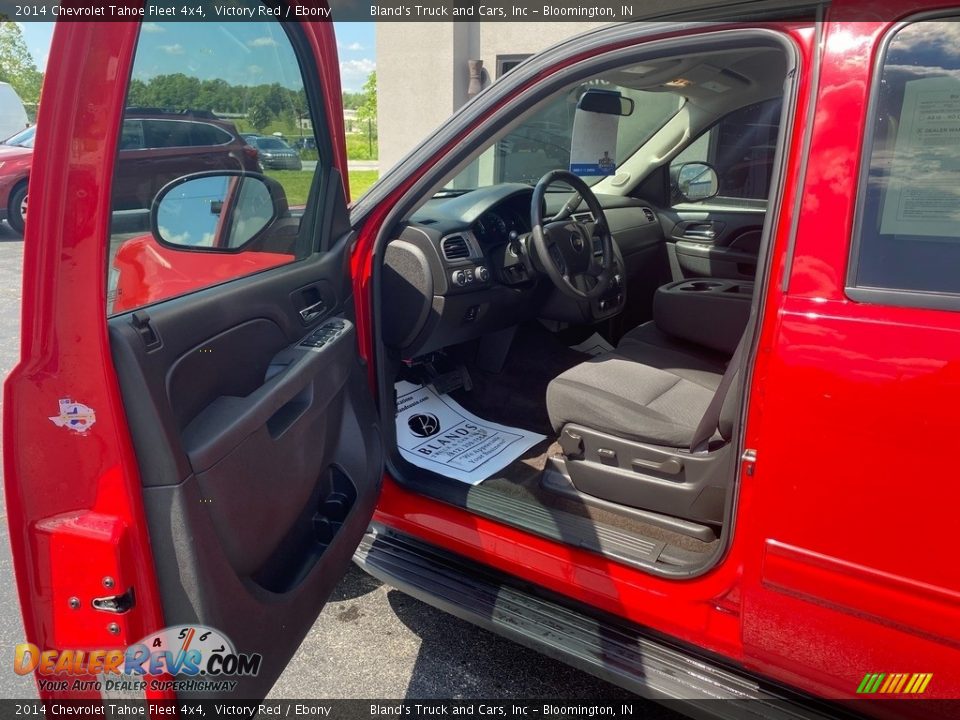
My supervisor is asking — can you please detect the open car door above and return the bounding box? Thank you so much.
[3,9,382,701]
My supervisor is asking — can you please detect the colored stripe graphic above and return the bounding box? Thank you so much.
[857,673,932,694]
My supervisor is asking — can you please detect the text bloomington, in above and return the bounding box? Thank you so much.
[370,4,627,18]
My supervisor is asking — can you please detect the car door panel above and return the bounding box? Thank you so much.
[2,12,385,702]
[663,206,765,281]
[109,224,383,697]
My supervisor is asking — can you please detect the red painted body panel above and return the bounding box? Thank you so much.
[111,235,292,313]
[738,14,960,700]
[1,21,172,702]
[2,15,346,702]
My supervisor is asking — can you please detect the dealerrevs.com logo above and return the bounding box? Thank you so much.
[14,625,262,694]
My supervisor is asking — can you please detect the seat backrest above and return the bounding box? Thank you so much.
[689,330,748,453]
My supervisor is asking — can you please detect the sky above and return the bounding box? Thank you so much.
[17,21,375,92]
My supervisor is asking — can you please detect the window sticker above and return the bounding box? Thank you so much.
[880,77,960,237]
[569,110,620,177]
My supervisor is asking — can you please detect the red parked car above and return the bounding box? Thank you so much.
[0,125,35,234]
[6,3,960,717]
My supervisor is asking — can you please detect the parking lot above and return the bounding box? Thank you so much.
[0,224,680,712]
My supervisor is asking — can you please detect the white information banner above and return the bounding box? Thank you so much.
[880,77,960,237]
[395,381,545,485]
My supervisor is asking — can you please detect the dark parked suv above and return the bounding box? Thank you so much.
[114,108,261,210]
[245,134,303,170]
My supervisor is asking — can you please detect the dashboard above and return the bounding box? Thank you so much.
[381,184,661,359]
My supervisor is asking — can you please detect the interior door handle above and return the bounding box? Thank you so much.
[299,300,326,323]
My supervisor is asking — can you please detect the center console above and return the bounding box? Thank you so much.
[653,279,753,355]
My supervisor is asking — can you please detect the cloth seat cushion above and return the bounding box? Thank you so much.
[546,322,727,448]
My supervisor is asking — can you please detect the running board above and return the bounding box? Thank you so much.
[355,526,846,720]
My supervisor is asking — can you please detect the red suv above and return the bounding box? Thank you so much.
[5,5,960,717]
[113,109,260,211]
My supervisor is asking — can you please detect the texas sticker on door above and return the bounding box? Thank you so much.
[395,381,545,485]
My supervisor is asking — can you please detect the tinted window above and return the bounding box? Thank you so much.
[120,120,144,150]
[673,99,781,202]
[188,122,233,147]
[254,138,290,150]
[447,66,684,189]
[852,20,960,298]
[107,9,327,315]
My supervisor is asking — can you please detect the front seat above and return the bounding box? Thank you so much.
[547,322,740,451]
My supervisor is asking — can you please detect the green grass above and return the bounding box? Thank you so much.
[264,170,313,206]
[348,170,379,200]
[264,169,379,205]
[345,132,378,161]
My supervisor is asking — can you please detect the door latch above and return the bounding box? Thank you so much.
[92,586,136,614]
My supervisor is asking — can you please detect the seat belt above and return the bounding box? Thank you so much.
[689,331,748,453]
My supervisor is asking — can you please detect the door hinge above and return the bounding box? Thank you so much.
[92,586,136,614]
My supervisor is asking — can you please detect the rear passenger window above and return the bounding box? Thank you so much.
[107,5,327,315]
[851,19,960,301]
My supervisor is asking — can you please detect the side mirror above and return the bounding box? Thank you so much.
[671,162,720,203]
[151,171,289,252]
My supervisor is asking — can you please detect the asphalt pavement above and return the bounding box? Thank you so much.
[0,221,679,714]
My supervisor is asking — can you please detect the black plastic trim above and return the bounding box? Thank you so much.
[356,526,849,720]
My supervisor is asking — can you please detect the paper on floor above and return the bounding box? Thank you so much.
[395,381,546,485]
[570,332,614,356]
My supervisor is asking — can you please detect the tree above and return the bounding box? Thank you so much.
[248,99,273,132]
[0,22,43,104]
[355,71,377,125]
[355,71,377,156]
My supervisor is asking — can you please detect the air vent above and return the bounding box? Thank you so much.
[572,212,596,224]
[642,207,656,223]
[441,235,470,261]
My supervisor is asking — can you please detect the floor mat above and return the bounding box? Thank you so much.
[449,324,590,437]
[395,381,546,485]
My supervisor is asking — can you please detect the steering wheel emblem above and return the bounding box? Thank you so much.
[570,231,585,253]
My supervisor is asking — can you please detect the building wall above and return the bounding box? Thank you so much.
[376,22,608,172]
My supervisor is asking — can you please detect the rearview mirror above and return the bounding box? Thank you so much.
[151,171,289,251]
[671,162,720,203]
[577,88,635,117]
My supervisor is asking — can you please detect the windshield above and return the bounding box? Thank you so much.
[255,138,291,150]
[3,126,35,148]
[446,75,683,191]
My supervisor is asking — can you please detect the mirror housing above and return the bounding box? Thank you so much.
[150,171,289,252]
[671,162,720,203]
[577,88,634,117]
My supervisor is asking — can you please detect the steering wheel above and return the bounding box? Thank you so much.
[530,170,614,300]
